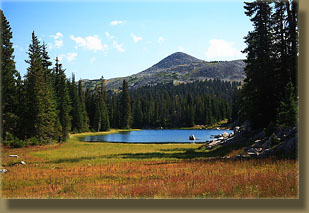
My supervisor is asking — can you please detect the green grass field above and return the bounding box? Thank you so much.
[1,130,298,198]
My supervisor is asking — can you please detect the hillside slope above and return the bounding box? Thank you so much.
[82,52,246,91]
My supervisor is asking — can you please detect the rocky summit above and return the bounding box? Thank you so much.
[82,52,246,91]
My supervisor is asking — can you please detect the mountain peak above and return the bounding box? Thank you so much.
[151,52,204,70]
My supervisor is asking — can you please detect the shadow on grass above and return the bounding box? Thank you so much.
[47,149,208,164]
[48,135,256,164]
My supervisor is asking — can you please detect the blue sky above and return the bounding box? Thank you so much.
[1,0,253,80]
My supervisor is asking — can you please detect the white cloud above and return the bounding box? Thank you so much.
[105,32,114,40]
[110,20,126,26]
[90,56,97,63]
[113,40,125,52]
[178,46,185,52]
[70,35,108,52]
[131,33,142,43]
[49,32,64,49]
[52,32,63,40]
[67,52,78,62]
[205,39,243,60]
[158,36,166,44]
[58,54,65,62]
[58,52,77,62]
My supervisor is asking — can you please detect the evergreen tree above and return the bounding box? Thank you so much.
[69,73,83,132]
[186,93,195,127]
[242,0,275,128]
[54,57,72,142]
[276,82,297,127]
[78,80,89,132]
[1,9,20,139]
[120,80,132,129]
[98,77,110,131]
[23,31,58,142]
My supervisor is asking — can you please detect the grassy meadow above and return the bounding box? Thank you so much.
[1,130,298,198]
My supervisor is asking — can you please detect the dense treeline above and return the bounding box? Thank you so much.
[105,80,239,129]
[236,0,298,129]
[84,79,239,130]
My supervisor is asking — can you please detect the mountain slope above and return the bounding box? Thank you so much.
[82,52,246,91]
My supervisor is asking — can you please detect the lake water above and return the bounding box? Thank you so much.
[83,129,233,144]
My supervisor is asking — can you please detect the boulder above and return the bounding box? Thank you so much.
[222,132,229,138]
[189,135,196,140]
[0,168,8,173]
[234,126,241,134]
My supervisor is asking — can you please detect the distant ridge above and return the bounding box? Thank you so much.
[81,52,246,91]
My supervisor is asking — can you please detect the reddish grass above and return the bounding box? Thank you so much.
[0,143,298,199]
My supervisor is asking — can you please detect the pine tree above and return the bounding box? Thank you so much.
[23,31,58,143]
[78,80,89,132]
[242,0,275,128]
[1,9,20,139]
[69,73,83,132]
[120,80,132,129]
[186,93,195,127]
[98,77,110,131]
[54,57,72,142]
[276,82,297,127]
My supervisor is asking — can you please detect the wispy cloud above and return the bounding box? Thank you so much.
[110,20,126,26]
[70,35,108,52]
[58,52,78,62]
[158,36,166,44]
[131,33,142,43]
[49,32,63,49]
[67,52,78,62]
[205,39,243,60]
[113,40,125,53]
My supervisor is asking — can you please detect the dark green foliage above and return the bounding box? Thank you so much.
[120,80,132,129]
[69,73,84,132]
[276,82,297,127]
[54,57,72,142]
[78,80,89,132]
[1,9,21,139]
[3,132,26,148]
[240,0,298,129]
[93,77,110,131]
[23,31,58,143]
[242,0,275,128]
[106,79,239,129]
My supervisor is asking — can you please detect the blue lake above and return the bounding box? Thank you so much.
[83,129,233,144]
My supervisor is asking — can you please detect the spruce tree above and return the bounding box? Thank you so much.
[242,0,275,128]
[54,57,72,142]
[1,9,20,139]
[276,82,297,128]
[120,80,132,129]
[69,73,83,132]
[24,31,58,143]
[78,80,89,132]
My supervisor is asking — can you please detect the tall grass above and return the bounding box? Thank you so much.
[0,130,298,198]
